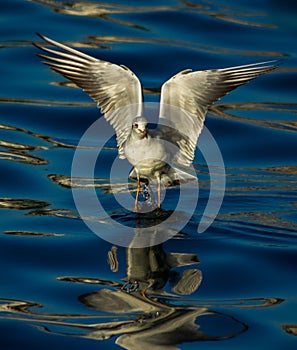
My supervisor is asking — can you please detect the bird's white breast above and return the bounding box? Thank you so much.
[124,137,171,169]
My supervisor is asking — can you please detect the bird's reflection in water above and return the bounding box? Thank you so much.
[0,220,283,349]
[76,225,248,349]
[73,219,247,349]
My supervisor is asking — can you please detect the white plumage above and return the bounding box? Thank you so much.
[34,34,278,210]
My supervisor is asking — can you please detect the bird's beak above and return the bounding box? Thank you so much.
[140,129,147,137]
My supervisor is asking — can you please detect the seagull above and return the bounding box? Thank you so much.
[34,34,278,212]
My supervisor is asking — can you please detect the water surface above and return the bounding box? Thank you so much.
[1,0,297,349]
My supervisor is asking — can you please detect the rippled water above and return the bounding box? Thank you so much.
[1,0,297,349]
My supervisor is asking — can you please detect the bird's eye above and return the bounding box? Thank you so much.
[134,123,138,128]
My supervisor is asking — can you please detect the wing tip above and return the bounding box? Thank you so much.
[222,59,282,73]
[36,32,44,40]
[35,33,52,46]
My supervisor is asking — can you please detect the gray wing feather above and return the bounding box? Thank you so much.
[34,34,143,158]
[159,61,278,166]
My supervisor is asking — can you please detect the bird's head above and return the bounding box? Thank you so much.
[132,116,148,139]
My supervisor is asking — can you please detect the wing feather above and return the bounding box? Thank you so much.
[158,61,278,166]
[34,34,143,158]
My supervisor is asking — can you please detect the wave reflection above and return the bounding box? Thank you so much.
[214,165,297,242]
[30,0,278,30]
[0,198,49,210]
[210,101,297,133]
[0,235,284,349]
[3,230,64,237]
[0,123,49,165]
[29,34,284,58]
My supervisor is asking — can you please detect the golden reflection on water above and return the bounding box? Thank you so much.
[21,1,286,59]
[27,207,76,218]
[1,35,284,57]
[0,123,49,164]
[0,198,49,210]
[0,150,47,164]
[30,34,284,58]
[1,95,296,234]
[0,234,284,348]
[2,98,296,134]
[70,35,284,57]
[218,208,297,237]
[0,117,76,168]
[48,174,129,192]
[3,230,64,237]
[210,101,297,133]
[0,198,79,222]
[46,167,297,237]
[216,164,297,237]
[1,2,295,347]
[30,0,278,30]
[282,324,297,336]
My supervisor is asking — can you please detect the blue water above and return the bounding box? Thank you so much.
[1,0,297,349]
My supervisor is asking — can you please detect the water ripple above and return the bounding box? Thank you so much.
[3,230,64,237]
[1,35,284,57]
[210,101,297,133]
[1,0,297,349]
[0,198,49,210]
[30,0,278,30]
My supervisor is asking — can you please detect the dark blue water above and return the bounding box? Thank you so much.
[1,0,297,349]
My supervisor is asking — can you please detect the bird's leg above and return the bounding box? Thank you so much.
[157,177,161,209]
[134,177,141,212]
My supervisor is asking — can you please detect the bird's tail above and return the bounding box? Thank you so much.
[165,167,197,186]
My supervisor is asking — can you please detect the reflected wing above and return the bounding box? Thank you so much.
[158,61,278,166]
[34,34,143,158]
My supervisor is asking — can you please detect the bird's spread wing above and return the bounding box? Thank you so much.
[34,34,143,158]
[158,61,278,166]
